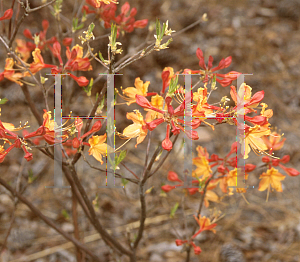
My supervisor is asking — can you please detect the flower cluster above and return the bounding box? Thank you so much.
[83,1,148,36]
[0,110,108,163]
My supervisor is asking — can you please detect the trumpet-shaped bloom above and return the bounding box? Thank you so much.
[119,77,150,105]
[121,110,147,147]
[88,134,114,164]
[241,124,271,159]
[258,167,285,192]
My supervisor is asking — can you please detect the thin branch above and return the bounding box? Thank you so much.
[65,164,133,257]
[27,0,56,13]
[0,177,103,262]
[80,151,139,184]
[148,135,179,179]
[120,162,139,180]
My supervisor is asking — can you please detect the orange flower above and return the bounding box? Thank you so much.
[258,167,285,192]
[219,168,249,195]
[121,110,147,147]
[0,58,24,85]
[242,124,271,159]
[192,215,217,239]
[88,134,114,164]
[30,48,54,74]
[192,146,212,178]
[65,44,92,71]
[15,39,31,62]
[119,77,150,105]
[230,83,264,113]
[261,131,286,153]
[145,94,164,122]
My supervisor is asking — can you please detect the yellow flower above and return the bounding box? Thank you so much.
[119,77,150,105]
[88,134,114,164]
[145,94,164,122]
[122,110,147,148]
[242,124,271,159]
[258,167,285,192]
[220,169,249,195]
[192,146,212,178]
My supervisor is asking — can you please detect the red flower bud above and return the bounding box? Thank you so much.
[162,137,172,151]
[121,2,130,15]
[272,159,279,166]
[262,156,270,163]
[280,155,290,164]
[62,38,73,46]
[245,164,256,172]
[188,188,199,195]
[23,29,33,39]
[279,164,300,177]
[69,74,89,87]
[167,171,182,183]
[22,146,33,162]
[175,239,188,246]
[72,137,81,148]
[130,7,137,17]
[0,9,13,21]
[217,165,226,173]
[133,19,148,28]
[42,20,49,31]
[161,185,175,193]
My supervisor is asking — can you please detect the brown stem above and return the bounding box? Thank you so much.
[185,169,218,261]
[64,165,133,257]
[0,177,103,262]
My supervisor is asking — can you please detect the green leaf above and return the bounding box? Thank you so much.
[156,18,160,38]
[77,23,84,30]
[61,209,70,220]
[161,22,166,39]
[115,150,127,166]
[99,52,105,62]
[121,178,128,187]
[170,202,179,218]
[211,74,217,90]
[28,169,34,184]
[0,98,8,105]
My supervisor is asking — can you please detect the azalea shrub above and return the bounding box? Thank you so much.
[0,0,299,261]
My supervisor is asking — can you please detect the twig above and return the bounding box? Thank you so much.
[120,162,139,180]
[0,177,103,262]
[148,135,179,179]
[65,165,133,257]
[81,151,139,184]
[27,0,56,13]
[185,169,218,261]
